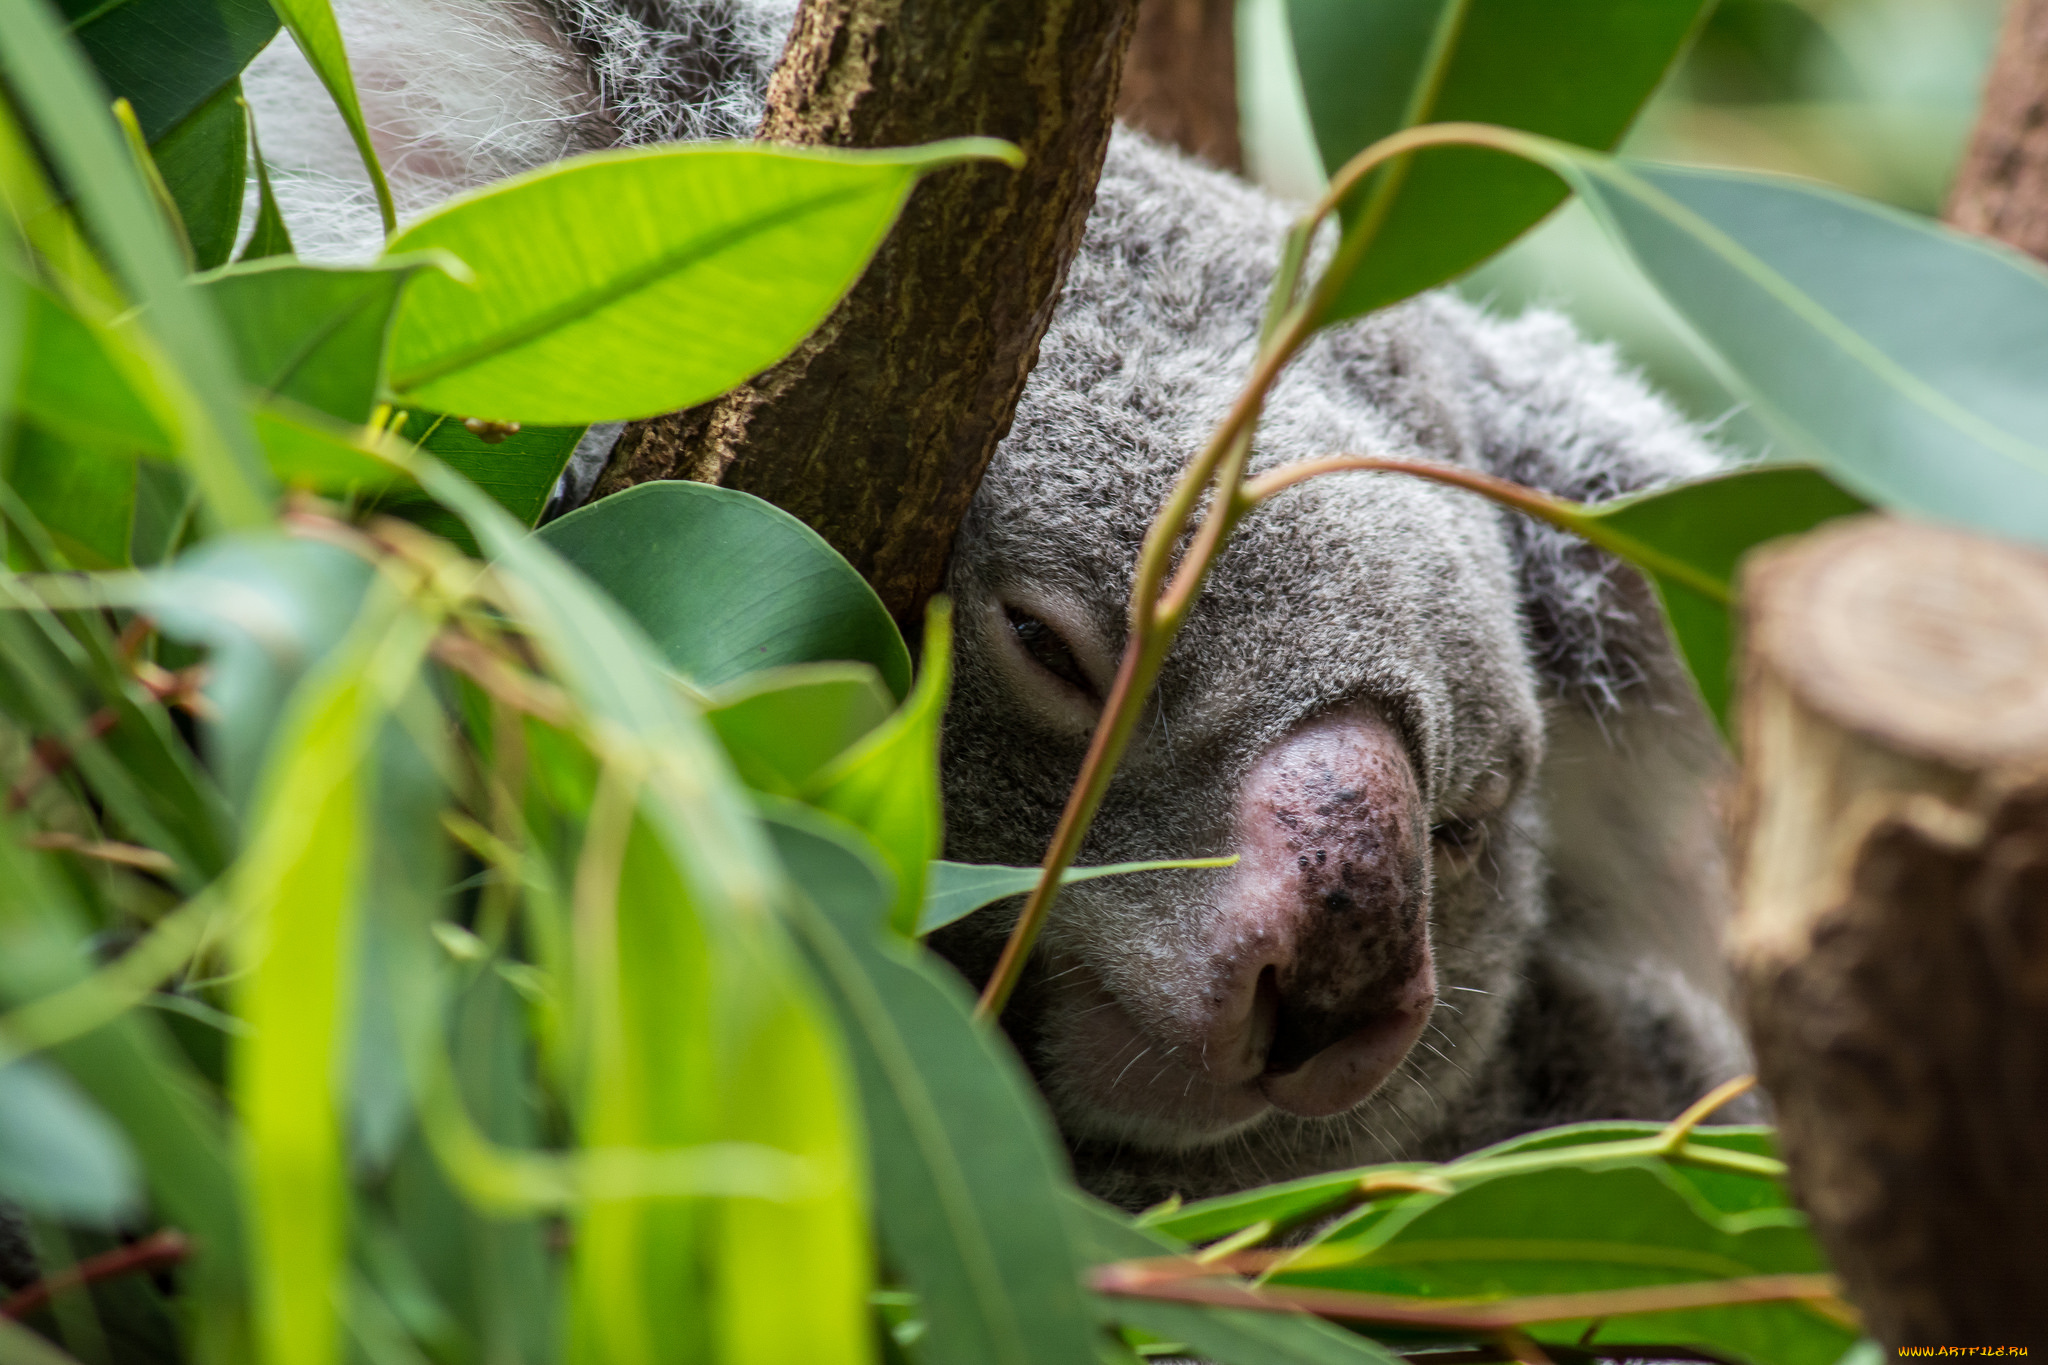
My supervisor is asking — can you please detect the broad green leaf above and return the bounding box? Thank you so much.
[202,257,435,422]
[1276,1162,1852,1365]
[0,0,273,526]
[766,806,1102,1365]
[1567,464,1868,727]
[384,140,1018,423]
[3,425,136,569]
[1289,0,1707,321]
[1461,1122,1791,1218]
[806,604,949,938]
[251,400,413,495]
[921,856,1241,937]
[539,481,913,697]
[150,78,248,271]
[1063,1194,1402,1365]
[372,410,588,544]
[16,283,174,457]
[707,663,896,796]
[1523,148,2048,551]
[60,0,278,142]
[265,0,396,234]
[0,1055,143,1226]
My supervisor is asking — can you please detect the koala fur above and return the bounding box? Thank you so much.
[244,0,1756,1210]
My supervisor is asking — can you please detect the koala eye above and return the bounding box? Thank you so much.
[1004,605,1100,701]
[1430,814,1489,880]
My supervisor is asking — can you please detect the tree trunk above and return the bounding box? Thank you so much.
[592,0,1141,630]
[1946,0,2048,258]
[1116,0,1240,171]
[1733,516,2048,1350]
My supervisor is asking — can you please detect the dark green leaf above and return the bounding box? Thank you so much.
[706,662,896,796]
[201,258,430,422]
[60,0,278,142]
[3,424,136,569]
[765,806,1103,1365]
[1290,0,1707,321]
[538,481,912,697]
[384,140,1019,423]
[921,856,1240,937]
[151,78,247,271]
[240,98,295,262]
[0,1056,143,1226]
[373,411,588,541]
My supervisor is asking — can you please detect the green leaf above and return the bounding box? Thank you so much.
[706,662,896,796]
[150,78,248,271]
[383,140,1018,423]
[1063,1195,1402,1365]
[921,856,1241,937]
[806,602,950,938]
[538,481,913,697]
[0,1056,143,1226]
[373,410,588,542]
[202,257,434,422]
[264,0,396,235]
[1276,1162,1853,1365]
[3,425,137,569]
[765,806,1103,1365]
[1289,0,1707,321]
[0,0,274,527]
[240,97,296,262]
[15,281,174,457]
[1569,463,1869,727]
[1534,150,2048,552]
[61,0,278,142]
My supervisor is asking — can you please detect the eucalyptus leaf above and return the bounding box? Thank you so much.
[372,410,588,544]
[1289,0,1707,321]
[538,481,912,696]
[241,100,296,262]
[4,425,136,569]
[384,139,1018,423]
[765,806,1103,1365]
[921,855,1240,937]
[265,0,396,234]
[706,662,896,797]
[60,0,278,142]
[0,1056,143,1226]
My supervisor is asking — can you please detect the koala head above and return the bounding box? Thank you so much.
[931,134,1585,1196]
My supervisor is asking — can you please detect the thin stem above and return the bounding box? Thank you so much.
[0,1230,191,1321]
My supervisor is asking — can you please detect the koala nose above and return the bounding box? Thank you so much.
[1207,707,1437,1118]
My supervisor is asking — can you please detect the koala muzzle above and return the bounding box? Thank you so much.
[1209,707,1436,1119]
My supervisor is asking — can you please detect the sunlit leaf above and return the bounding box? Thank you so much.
[539,481,912,697]
[919,855,1240,937]
[1289,0,1707,321]
[707,663,896,796]
[384,140,1018,423]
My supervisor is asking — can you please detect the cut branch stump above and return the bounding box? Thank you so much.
[1734,515,2048,1349]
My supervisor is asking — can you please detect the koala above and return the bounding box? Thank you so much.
[245,0,1756,1210]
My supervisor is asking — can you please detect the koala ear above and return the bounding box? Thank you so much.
[1446,302,1728,713]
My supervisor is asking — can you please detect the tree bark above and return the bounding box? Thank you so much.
[1733,516,2048,1351]
[1946,0,2048,258]
[592,0,1141,630]
[1116,0,1240,171]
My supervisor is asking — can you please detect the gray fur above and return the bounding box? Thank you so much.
[245,0,1756,1210]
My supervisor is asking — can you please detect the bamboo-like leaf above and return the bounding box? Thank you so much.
[920,856,1241,937]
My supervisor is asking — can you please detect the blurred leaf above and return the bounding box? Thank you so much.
[15,283,175,457]
[1063,1195,1402,1365]
[3,426,136,569]
[920,855,1240,937]
[0,95,121,310]
[373,411,588,542]
[264,0,395,234]
[1567,463,1869,727]
[806,603,949,938]
[1461,1123,1791,1218]
[0,0,273,527]
[149,78,248,271]
[383,140,1018,423]
[707,662,896,796]
[1288,0,1708,322]
[1275,1162,1851,1364]
[250,400,413,495]
[1529,150,2048,551]
[766,806,1102,1365]
[0,1318,89,1365]
[60,0,278,142]
[0,1055,143,1226]
[539,481,912,697]
[202,257,439,422]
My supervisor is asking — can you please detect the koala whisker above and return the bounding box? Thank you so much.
[1111,1046,1154,1090]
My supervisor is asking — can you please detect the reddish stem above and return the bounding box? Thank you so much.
[0,1229,192,1321]
[6,708,120,813]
